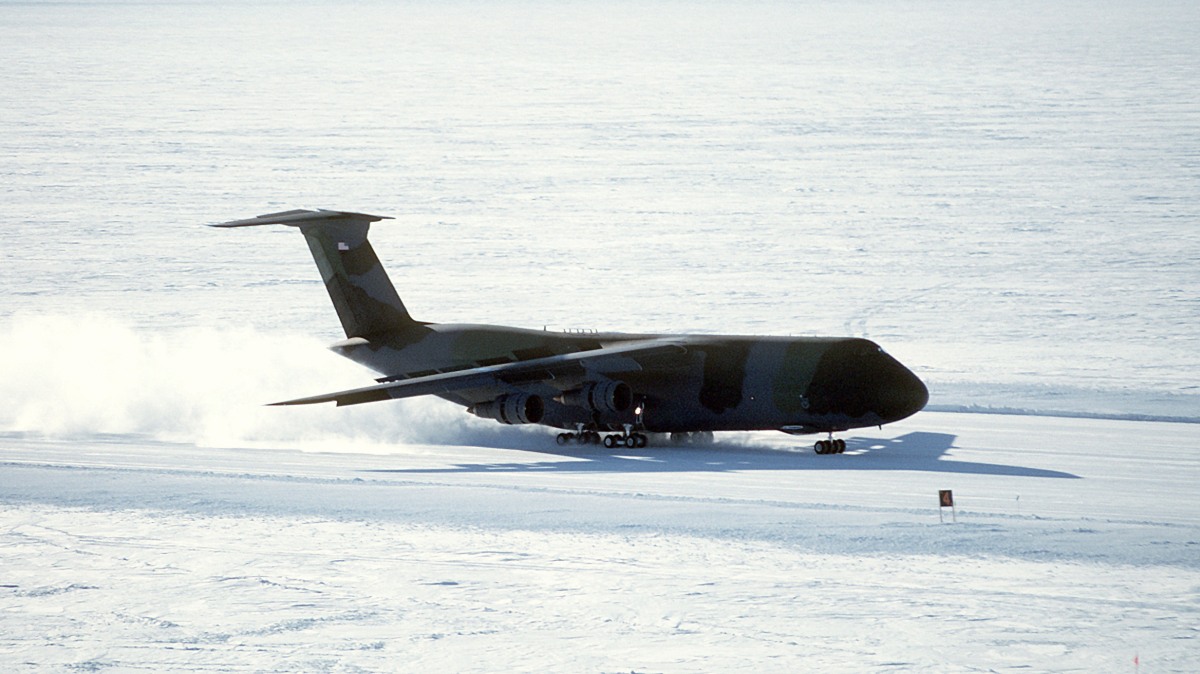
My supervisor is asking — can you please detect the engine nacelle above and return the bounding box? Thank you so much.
[560,380,632,414]
[468,393,545,425]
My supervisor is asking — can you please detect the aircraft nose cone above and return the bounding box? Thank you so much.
[803,340,930,424]
[875,365,929,422]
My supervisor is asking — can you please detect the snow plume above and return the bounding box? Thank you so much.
[0,313,548,451]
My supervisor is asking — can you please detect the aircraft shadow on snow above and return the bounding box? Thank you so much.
[365,431,1080,479]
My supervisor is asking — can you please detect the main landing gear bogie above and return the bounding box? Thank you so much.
[604,433,648,449]
[555,430,647,449]
[669,431,714,446]
[556,430,601,446]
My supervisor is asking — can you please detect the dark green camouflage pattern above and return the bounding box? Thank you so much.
[214,210,928,437]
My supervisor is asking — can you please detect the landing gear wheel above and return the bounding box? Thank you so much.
[814,438,846,454]
[603,435,617,449]
[556,433,570,446]
[632,433,647,448]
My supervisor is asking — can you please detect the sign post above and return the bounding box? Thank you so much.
[938,489,956,523]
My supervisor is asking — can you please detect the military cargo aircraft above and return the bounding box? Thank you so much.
[213,209,927,453]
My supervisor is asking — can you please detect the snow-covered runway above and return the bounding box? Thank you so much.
[2,0,1197,669]
[3,412,1196,672]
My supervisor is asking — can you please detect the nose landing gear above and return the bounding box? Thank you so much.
[814,435,846,454]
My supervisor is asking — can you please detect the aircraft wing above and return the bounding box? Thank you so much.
[270,339,689,407]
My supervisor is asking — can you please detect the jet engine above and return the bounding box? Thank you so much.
[559,380,632,414]
[468,393,545,425]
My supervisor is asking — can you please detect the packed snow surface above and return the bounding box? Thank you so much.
[1,0,1198,671]
[3,413,1199,672]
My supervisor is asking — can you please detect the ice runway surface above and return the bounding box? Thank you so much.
[2,412,1197,672]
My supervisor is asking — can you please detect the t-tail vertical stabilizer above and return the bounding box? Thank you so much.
[211,209,420,338]
[215,206,928,450]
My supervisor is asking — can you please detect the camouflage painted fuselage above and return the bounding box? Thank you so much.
[331,324,926,434]
[214,209,928,437]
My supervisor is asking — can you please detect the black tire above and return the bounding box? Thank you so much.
[556,433,570,446]
[603,435,616,449]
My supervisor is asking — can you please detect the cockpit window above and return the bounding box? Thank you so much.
[853,343,882,358]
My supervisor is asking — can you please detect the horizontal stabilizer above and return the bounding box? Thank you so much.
[210,209,392,228]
